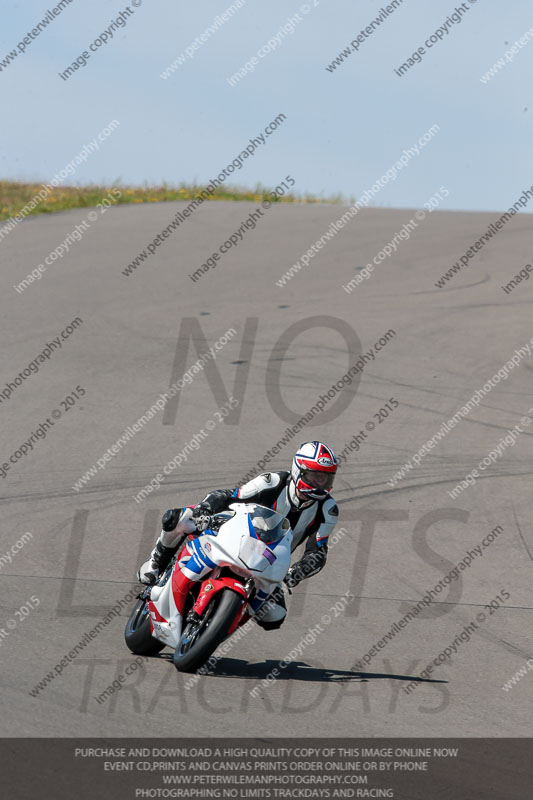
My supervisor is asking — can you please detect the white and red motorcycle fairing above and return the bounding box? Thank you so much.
[146,503,292,651]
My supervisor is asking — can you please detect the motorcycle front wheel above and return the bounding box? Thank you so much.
[124,597,166,656]
[173,589,244,673]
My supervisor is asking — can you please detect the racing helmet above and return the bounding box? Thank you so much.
[290,441,338,501]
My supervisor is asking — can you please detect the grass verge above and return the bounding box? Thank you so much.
[0,181,342,222]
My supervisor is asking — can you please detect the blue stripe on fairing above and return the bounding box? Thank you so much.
[248,511,289,549]
[183,554,205,574]
[191,537,217,568]
[247,515,258,539]
[232,487,239,497]
[266,535,284,550]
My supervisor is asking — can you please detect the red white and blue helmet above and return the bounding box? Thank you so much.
[291,441,338,500]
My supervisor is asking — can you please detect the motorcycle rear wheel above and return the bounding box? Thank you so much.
[124,597,166,656]
[173,589,243,673]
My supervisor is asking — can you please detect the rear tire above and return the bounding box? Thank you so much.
[173,590,244,673]
[124,597,166,656]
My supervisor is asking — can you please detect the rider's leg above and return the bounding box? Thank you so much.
[137,507,196,585]
[254,585,287,631]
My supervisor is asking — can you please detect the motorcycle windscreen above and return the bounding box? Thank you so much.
[248,506,288,544]
[238,535,277,572]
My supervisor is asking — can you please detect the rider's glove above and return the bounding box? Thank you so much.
[283,564,306,589]
[191,502,213,534]
[284,550,327,589]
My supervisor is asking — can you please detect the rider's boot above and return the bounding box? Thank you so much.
[137,508,196,585]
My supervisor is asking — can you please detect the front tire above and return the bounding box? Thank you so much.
[173,589,244,673]
[124,597,166,656]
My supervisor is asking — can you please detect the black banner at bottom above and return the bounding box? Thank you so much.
[2,738,531,799]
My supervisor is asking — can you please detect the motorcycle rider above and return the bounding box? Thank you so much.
[137,441,339,630]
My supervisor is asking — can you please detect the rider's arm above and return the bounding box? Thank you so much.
[197,488,236,514]
[199,472,287,513]
[285,498,339,585]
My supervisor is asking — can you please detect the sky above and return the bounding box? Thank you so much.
[1,0,532,212]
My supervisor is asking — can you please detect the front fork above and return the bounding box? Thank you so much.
[187,574,254,633]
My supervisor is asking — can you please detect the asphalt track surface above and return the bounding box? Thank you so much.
[1,200,532,737]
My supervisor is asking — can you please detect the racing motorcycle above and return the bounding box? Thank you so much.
[124,503,292,672]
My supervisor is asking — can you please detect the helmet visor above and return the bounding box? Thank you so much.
[300,469,335,491]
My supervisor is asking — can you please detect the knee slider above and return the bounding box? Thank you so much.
[162,507,183,531]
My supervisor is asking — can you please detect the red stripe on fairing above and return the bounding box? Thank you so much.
[148,600,167,622]
[171,564,195,615]
[179,542,192,561]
